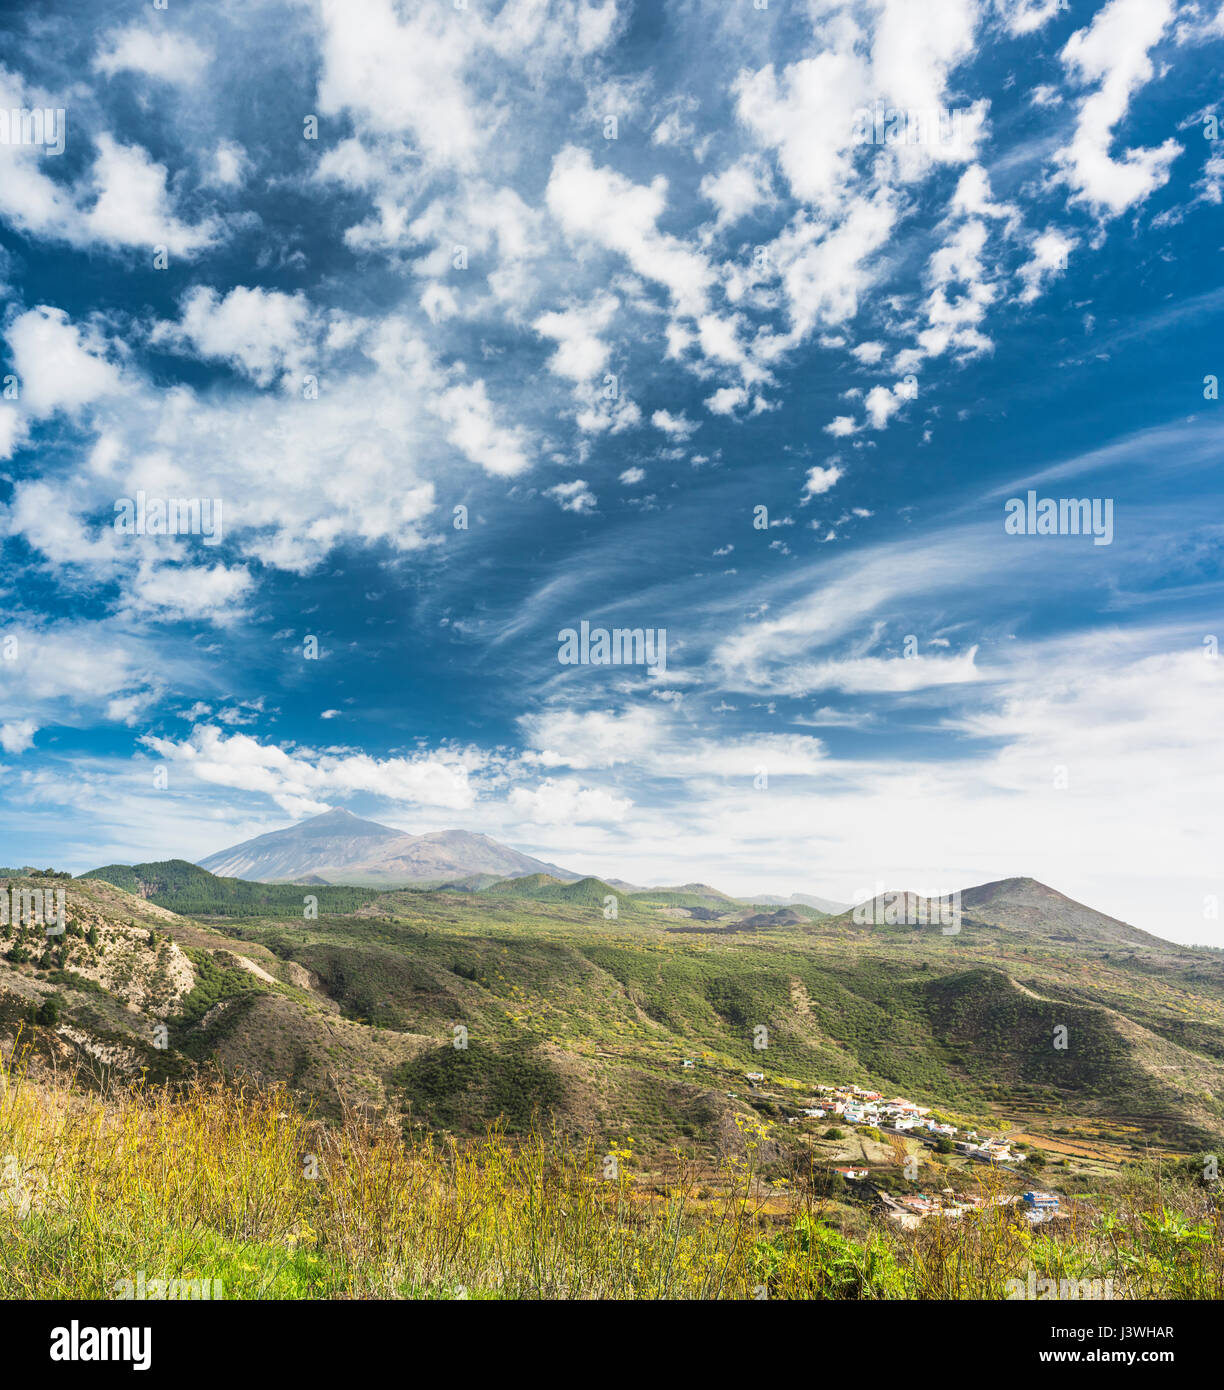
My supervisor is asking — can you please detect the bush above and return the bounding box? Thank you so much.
[934,1138,956,1154]
[824,1127,845,1140]
[751,1215,908,1299]
[34,994,63,1026]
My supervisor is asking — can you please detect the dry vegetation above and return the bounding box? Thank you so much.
[2,1043,1221,1301]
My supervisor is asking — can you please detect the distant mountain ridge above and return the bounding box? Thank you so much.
[197,808,583,886]
[742,891,851,914]
[830,876,1164,949]
[958,876,1162,948]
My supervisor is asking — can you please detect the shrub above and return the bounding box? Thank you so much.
[34,995,63,1027]
[752,1215,908,1299]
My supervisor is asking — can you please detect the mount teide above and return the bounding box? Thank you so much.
[197,808,582,886]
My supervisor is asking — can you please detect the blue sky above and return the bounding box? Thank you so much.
[1,0,1222,943]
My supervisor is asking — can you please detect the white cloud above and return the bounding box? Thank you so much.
[545,479,597,514]
[734,50,868,211]
[699,157,773,228]
[2,303,555,591]
[780,649,981,693]
[315,0,484,171]
[534,294,619,382]
[0,71,217,260]
[951,163,1017,223]
[5,306,124,418]
[206,141,250,189]
[434,379,532,478]
[143,724,481,815]
[0,403,26,461]
[0,620,185,733]
[705,386,749,416]
[153,286,318,387]
[0,719,38,754]
[121,560,253,623]
[996,0,1064,36]
[863,382,911,429]
[520,707,664,769]
[85,134,220,256]
[801,463,844,498]
[1198,145,1224,204]
[651,409,698,439]
[1017,227,1076,302]
[546,146,712,317]
[912,216,999,362]
[769,190,899,342]
[509,778,632,825]
[1055,0,1181,215]
[94,25,211,85]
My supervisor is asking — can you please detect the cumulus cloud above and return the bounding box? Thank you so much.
[534,294,619,383]
[546,146,713,317]
[545,479,597,514]
[6,306,124,417]
[142,724,482,815]
[801,463,844,499]
[651,409,698,439]
[1054,0,1181,216]
[152,287,319,387]
[83,135,220,256]
[520,707,665,769]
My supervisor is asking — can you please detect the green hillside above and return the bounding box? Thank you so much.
[483,874,637,914]
[79,859,380,917]
[6,870,1224,1160]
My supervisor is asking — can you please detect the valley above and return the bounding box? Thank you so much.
[4,848,1222,1169]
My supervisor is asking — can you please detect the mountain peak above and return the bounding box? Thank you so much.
[959,877,1158,947]
[198,812,581,886]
